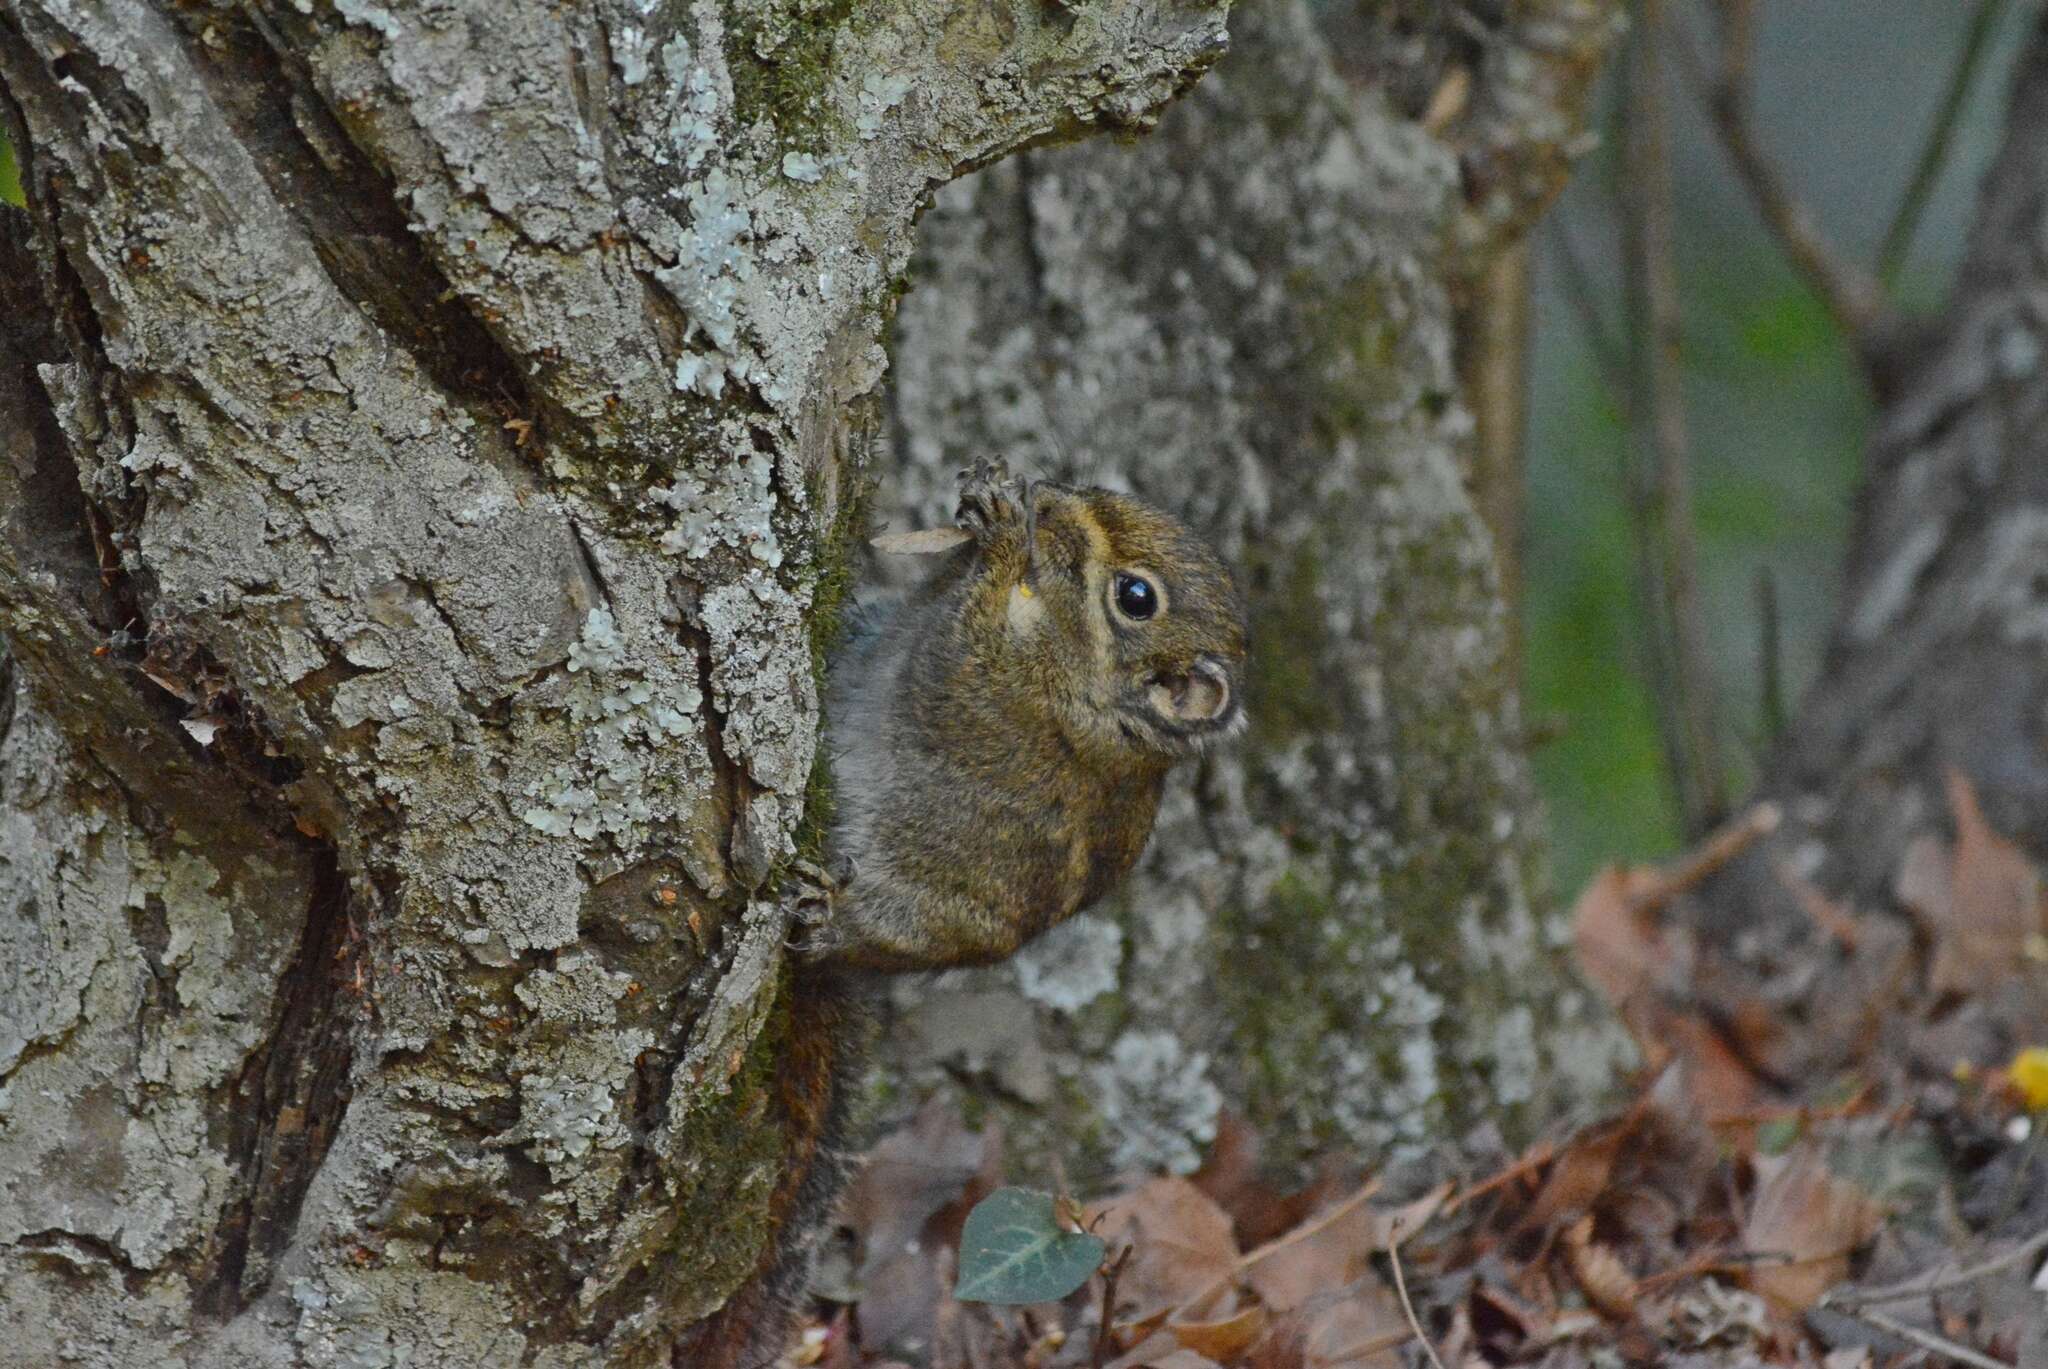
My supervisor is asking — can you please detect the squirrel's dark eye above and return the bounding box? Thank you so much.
[1113,573,1158,621]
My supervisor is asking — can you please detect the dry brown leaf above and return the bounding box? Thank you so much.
[1104,1334,1224,1369]
[1087,1176,1243,1321]
[841,1102,994,1351]
[1244,1184,1447,1314]
[1239,1203,1371,1312]
[1572,865,1670,1011]
[1932,768,2047,994]
[1168,1304,1269,1361]
[1190,1111,1313,1248]
[1741,1147,1887,1313]
[1514,1111,1637,1235]
[1662,1012,1775,1131]
[1562,1215,1639,1321]
[1278,1277,1408,1368]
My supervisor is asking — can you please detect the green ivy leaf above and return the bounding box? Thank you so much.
[952,1187,1104,1305]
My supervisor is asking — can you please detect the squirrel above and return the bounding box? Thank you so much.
[681,460,1247,1368]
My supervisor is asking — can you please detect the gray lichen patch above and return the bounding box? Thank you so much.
[0,688,309,1278]
[876,1,1627,1179]
[1,0,1233,1358]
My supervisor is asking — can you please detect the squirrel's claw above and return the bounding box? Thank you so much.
[781,856,852,926]
[955,458,1024,540]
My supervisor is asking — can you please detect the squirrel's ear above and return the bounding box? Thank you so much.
[870,527,973,555]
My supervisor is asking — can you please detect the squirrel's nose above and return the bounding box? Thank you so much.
[1159,656,1235,727]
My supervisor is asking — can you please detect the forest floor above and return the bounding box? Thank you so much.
[787,773,2048,1369]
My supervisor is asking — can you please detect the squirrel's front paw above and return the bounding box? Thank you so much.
[955,458,1024,539]
[780,856,858,966]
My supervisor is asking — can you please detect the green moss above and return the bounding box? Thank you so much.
[659,1004,786,1322]
[723,0,869,145]
[1243,545,1339,749]
[0,128,22,207]
[788,457,873,867]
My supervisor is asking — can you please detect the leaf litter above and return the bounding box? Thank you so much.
[787,779,2048,1368]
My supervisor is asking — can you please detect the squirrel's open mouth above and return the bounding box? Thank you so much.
[1134,656,1243,749]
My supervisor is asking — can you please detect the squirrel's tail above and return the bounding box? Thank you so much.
[675,965,875,1369]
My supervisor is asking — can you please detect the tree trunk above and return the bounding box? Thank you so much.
[872,0,1628,1179]
[1680,14,2048,1102]
[0,2,1227,1363]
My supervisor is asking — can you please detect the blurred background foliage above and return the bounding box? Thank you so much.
[0,2,2034,897]
[1523,0,2034,891]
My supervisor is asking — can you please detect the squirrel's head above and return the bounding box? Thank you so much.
[941,462,1248,759]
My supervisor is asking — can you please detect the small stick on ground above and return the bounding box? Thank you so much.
[1827,1303,2014,1369]
[1387,1212,1449,1369]
[1444,1141,1556,1216]
[1825,1225,2048,1310]
[1628,801,1783,917]
[1090,1245,1133,1369]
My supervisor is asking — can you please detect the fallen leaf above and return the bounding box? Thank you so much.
[1168,1304,1268,1361]
[1562,1215,1639,1321]
[1105,1336,1222,1369]
[842,1101,994,1349]
[1927,769,2047,994]
[1572,865,1670,1011]
[1275,1277,1408,1368]
[1087,1176,1241,1321]
[1741,1147,1887,1313]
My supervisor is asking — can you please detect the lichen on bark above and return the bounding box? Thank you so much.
[0,0,1230,1361]
[874,0,1629,1179]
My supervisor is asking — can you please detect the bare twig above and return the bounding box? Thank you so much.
[1625,800,1783,920]
[1693,0,1890,355]
[1090,1245,1133,1369]
[1458,241,1534,674]
[1443,1140,1556,1216]
[1620,0,1731,839]
[1387,1214,1450,1369]
[1824,1225,2048,1310]
[1547,219,1634,402]
[1756,569,1786,746]
[1826,1303,2015,1369]
[1881,0,2011,286]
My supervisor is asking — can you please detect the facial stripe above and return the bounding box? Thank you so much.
[1066,498,1117,688]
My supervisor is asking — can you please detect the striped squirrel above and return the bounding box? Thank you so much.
[685,459,1247,1366]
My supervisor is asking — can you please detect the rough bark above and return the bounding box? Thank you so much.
[0,1,1228,1363]
[871,0,1629,1180]
[1685,14,2048,1096]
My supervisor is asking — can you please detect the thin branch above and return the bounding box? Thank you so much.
[1824,1225,2048,1310]
[1547,219,1634,408]
[1090,1245,1133,1369]
[1825,1303,2015,1369]
[1443,1140,1556,1217]
[1459,241,1534,676]
[1881,0,2011,286]
[1756,569,1786,746]
[1626,801,1782,917]
[1387,1214,1449,1369]
[1620,0,1732,838]
[1690,0,1891,359]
